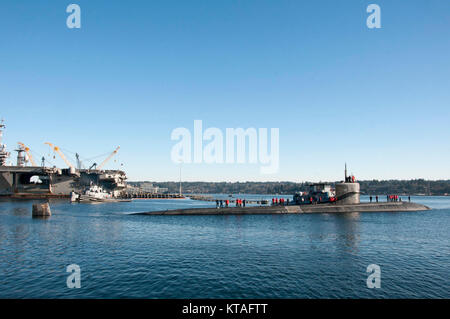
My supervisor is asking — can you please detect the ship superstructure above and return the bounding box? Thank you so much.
[0,120,127,198]
[0,120,11,166]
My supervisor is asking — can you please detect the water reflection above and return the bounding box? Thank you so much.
[332,212,361,253]
[12,207,29,217]
[307,212,361,253]
[12,224,30,242]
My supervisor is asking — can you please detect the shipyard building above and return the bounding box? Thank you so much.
[0,120,127,198]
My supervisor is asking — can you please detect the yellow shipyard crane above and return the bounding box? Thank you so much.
[97,146,120,170]
[18,142,37,166]
[45,142,75,170]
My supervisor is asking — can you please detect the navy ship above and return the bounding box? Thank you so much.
[0,120,127,199]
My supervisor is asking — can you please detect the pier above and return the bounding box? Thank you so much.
[124,192,185,199]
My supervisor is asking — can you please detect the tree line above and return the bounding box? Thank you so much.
[128,179,450,196]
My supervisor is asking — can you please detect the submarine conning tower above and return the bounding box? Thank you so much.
[335,164,360,205]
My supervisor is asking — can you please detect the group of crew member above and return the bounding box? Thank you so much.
[387,195,403,202]
[370,195,411,203]
[235,199,246,207]
[296,196,336,205]
[369,195,379,203]
[272,198,290,206]
[308,196,325,204]
[345,175,356,183]
[216,199,249,208]
[216,199,230,208]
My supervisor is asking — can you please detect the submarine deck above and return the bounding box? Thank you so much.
[134,201,430,216]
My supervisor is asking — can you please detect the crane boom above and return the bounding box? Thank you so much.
[18,142,37,166]
[45,142,75,170]
[97,146,120,170]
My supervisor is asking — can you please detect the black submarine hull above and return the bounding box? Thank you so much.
[134,201,430,216]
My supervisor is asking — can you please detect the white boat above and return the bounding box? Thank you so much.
[71,185,131,203]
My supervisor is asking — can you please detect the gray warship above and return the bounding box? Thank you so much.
[0,120,127,199]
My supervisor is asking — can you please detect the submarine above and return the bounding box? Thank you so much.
[134,167,430,216]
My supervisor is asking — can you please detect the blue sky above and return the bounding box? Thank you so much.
[0,0,449,182]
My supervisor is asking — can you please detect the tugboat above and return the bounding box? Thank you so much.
[71,184,131,203]
[293,183,337,205]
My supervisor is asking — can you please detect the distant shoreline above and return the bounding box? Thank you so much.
[129,180,450,197]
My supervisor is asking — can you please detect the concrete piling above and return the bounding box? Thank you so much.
[32,203,51,217]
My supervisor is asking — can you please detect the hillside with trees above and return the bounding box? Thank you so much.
[128,180,450,196]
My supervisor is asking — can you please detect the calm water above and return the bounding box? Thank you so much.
[0,195,449,299]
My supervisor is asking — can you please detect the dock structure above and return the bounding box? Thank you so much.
[134,201,430,216]
[124,192,185,199]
